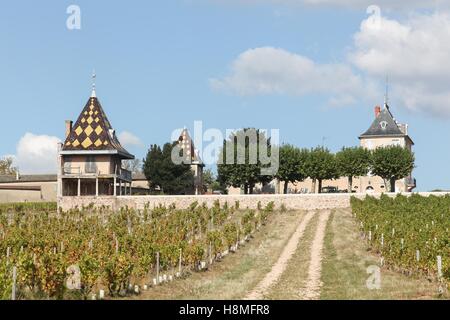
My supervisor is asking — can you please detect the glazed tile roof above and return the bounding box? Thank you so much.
[177,128,202,164]
[62,95,134,159]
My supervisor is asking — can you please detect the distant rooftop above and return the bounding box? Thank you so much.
[0,173,147,183]
[359,105,414,144]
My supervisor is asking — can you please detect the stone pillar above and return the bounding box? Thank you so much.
[113,176,117,196]
[77,178,81,197]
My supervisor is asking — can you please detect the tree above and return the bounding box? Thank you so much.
[123,159,143,174]
[275,145,309,194]
[203,169,215,193]
[143,143,194,195]
[304,147,338,194]
[371,145,415,192]
[217,129,273,194]
[336,147,371,192]
[202,169,228,194]
[0,157,17,175]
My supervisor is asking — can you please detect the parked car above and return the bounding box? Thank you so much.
[321,186,339,193]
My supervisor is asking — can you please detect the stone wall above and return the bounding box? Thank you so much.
[57,192,450,212]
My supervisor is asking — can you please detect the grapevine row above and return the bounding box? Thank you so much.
[351,194,449,290]
[0,200,276,299]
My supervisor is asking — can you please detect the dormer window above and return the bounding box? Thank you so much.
[380,121,388,130]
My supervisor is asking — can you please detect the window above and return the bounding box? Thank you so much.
[63,157,72,174]
[85,156,97,174]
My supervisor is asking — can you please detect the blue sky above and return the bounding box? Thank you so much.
[0,0,449,191]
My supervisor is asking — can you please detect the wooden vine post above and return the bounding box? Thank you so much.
[437,256,442,279]
[156,252,160,284]
[11,266,17,300]
[178,248,182,275]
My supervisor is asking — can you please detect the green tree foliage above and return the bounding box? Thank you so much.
[275,145,309,194]
[336,147,371,192]
[143,143,194,195]
[202,169,228,194]
[202,169,215,193]
[304,147,338,193]
[123,159,143,174]
[371,145,415,192]
[0,157,17,175]
[217,129,273,194]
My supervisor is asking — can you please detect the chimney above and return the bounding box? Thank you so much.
[65,120,73,138]
[374,106,381,118]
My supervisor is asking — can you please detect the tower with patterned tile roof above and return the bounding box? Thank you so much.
[57,77,135,198]
[177,128,204,195]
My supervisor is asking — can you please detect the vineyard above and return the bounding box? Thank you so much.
[351,194,450,290]
[0,200,276,300]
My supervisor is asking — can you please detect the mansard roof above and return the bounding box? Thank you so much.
[360,106,404,137]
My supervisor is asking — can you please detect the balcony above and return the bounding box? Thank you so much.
[117,167,132,182]
[63,165,82,176]
[62,165,132,182]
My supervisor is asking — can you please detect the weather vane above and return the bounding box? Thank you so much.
[91,70,96,97]
[384,75,389,108]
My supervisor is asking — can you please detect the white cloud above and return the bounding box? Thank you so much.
[211,0,446,10]
[118,131,143,147]
[212,10,450,116]
[13,133,61,174]
[210,47,377,106]
[300,0,444,10]
[349,12,450,115]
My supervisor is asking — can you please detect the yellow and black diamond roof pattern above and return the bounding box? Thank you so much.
[177,129,202,164]
[62,96,133,158]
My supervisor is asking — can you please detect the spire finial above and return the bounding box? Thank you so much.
[91,70,96,98]
[384,75,389,109]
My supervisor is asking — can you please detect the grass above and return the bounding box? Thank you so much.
[126,207,448,300]
[132,210,307,300]
[320,208,448,300]
[264,212,319,300]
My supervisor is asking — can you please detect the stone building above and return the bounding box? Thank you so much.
[57,85,135,198]
[357,104,416,193]
[0,174,57,202]
[0,172,149,203]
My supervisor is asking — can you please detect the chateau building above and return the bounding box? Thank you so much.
[228,101,416,194]
[57,84,135,197]
[358,104,416,193]
[290,102,416,194]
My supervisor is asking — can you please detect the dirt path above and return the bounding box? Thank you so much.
[244,210,316,300]
[131,210,306,300]
[298,210,331,300]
